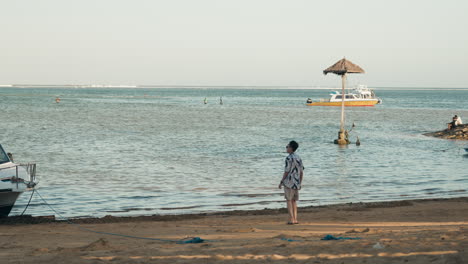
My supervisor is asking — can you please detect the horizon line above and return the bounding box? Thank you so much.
[1,84,467,90]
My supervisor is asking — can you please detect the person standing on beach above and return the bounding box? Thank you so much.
[278,140,304,225]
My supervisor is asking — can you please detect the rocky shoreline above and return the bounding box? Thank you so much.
[424,124,468,140]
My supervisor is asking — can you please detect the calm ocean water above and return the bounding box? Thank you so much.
[1,86,467,218]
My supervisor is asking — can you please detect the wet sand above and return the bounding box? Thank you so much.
[1,197,467,263]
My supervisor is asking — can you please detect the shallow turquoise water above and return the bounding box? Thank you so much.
[1,86,467,218]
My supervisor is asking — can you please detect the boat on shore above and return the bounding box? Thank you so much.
[306,85,382,106]
[0,145,37,217]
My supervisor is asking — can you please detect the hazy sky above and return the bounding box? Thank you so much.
[2,0,467,87]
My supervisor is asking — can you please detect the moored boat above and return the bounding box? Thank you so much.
[0,145,37,217]
[307,85,382,107]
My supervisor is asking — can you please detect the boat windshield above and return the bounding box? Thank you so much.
[336,95,355,99]
[0,145,10,164]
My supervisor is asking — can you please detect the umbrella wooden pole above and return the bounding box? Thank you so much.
[340,74,346,132]
[335,74,349,145]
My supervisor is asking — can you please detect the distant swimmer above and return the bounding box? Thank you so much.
[55,97,61,103]
[204,98,207,104]
[220,97,223,105]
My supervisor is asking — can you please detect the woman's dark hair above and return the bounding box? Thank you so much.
[289,140,299,151]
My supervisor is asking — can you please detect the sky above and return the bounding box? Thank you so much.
[1,0,467,87]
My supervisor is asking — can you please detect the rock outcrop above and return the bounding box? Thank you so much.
[424,124,468,140]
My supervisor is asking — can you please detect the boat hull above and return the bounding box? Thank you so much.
[0,162,36,217]
[307,100,379,107]
[0,191,21,217]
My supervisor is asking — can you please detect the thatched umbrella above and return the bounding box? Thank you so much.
[323,58,365,144]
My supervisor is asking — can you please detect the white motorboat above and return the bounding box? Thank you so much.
[0,145,37,217]
[307,85,382,106]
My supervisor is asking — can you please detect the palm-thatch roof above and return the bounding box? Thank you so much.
[323,58,365,75]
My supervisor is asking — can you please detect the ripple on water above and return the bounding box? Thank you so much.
[4,87,468,217]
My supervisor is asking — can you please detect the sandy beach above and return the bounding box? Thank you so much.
[0,197,466,263]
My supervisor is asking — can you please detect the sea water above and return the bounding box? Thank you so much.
[1,86,467,218]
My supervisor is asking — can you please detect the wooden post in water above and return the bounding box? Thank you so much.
[335,73,349,145]
[340,74,346,132]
